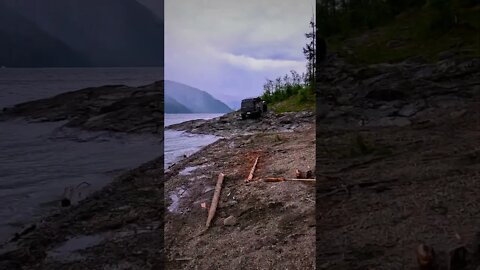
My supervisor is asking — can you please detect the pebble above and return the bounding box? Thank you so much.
[223,215,237,226]
[225,200,238,207]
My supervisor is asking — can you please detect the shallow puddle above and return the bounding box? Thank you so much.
[167,187,188,213]
[178,163,212,176]
[164,129,221,169]
[179,166,199,176]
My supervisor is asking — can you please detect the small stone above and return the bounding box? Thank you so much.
[398,104,418,117]
[223,215,237,226]
[214,218,224,226]
[225,200,238,207]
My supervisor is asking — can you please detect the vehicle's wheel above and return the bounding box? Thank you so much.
[241,114,246,120]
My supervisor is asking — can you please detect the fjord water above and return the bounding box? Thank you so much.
[0,67,162,244]
[164,113,223,170]
[0,67,162,108]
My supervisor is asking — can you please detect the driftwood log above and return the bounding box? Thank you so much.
[246,156,259,182]
[263,177,316,183]
[206,173,225,228]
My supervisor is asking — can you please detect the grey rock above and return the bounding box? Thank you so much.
[378,105,391,110]
[438,50,456,61]
[398,101,425,117]
[413,66,435,79]
[225,200,238,207]
[436,59,458,73]
[355,66,383,79]
[223,215,237,226]
[315,54,479,129]
[167,110,314,137]
[369,117,411,127]
[1,82,163,135]
[363,73,392,86]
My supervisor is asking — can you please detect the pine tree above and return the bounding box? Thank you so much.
[303,15,316,86]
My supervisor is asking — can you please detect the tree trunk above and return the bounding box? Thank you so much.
[206,173,225,228]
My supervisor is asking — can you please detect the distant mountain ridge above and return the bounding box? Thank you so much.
[165,95,192,113]
[165,80,232,114]
[0,0,163,67]
[0,2,89,67]
[136,0,163,20]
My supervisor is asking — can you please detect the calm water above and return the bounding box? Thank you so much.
[164,113,223,170]
[0,68,163,245]
[0,67,162,108]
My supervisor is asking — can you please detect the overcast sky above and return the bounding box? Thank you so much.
[165,0,314,106]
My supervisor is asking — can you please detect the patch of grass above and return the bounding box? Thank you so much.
[271,97,315,113]
[328,5,480,64]
[270,87,315,113]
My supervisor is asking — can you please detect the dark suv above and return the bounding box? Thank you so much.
[240,97,267,119]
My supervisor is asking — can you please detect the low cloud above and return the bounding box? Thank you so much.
[217,52,305,72]
[165,0,313,101]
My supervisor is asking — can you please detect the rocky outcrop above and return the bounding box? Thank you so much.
[166,111,314,137]
[316,54,480,129]
[0,81,163,135]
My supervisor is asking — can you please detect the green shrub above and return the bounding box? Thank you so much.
[426,0,455,33]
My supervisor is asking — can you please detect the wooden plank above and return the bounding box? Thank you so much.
[263,177,316,183]
[246,156,260,182]
[206,173,225,228]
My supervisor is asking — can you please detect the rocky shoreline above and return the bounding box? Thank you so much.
[316,54,480,129]
[0,82,165,269]
[0,81,163,135]
[1,52,479,269]
[0,79,317,269]
[0,156,164,269]
[314,54,480,269]
[166,110,314,137]
[163,110,317,269]
[164,122,316,269]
